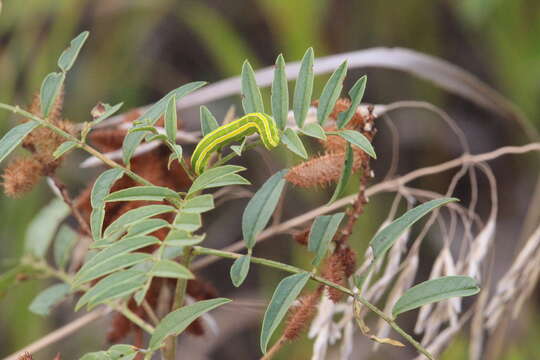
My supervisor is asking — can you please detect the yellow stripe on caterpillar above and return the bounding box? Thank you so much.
[191,112,280,175]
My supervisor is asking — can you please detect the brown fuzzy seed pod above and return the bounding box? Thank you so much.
[336,246,357,278]
[283,289,322,341]
[323,253,346,302]
[2,157,44,197]
[285,150,365,188]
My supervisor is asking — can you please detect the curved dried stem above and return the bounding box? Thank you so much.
[191,142,540,271]
[3,308,110,360]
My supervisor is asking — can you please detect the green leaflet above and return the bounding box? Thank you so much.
[271,54,289,130]
[370,198,458,261]
[392,276,480,317]
[230,254,251,287]
[241,60,264,114]
[242,170,288,249]
[260,272,311,353]
[0,121,39,164]
[293,48,314,127]
[149,298,231,350]
[317,60,348,125]
[308,213,345,266]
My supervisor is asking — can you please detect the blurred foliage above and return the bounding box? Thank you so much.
[0,0,539,358]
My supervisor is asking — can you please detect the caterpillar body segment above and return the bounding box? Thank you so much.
[191,112,280,175]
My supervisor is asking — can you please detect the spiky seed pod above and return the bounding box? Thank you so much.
[323,253,346,302]
[284,288,322,341]
[285,150,366,188]
[2,157,44,197]
[336,245,357,278]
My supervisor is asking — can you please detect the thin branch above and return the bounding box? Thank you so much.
[100,48,531,139]
[0,103,152,187]
[49,176,92,237]
[191,142,540,271]
[3,308,110,360]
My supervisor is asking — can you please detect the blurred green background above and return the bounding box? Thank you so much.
[1,0,539,359]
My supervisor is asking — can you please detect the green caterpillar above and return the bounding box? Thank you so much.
[191,112,281,175]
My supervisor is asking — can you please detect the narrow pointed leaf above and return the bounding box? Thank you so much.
[122,82,206,164]
[293,48,314,127]
[204,173,250,188]
[300,122,326,140]
[151,260,194,279]
[57,31,89,72]
[392,276,480,317]
[90,168,125,239]
[91,169,125,208]
[126,219,169,238]
[40,72,65,118]
[281,128,307,159]
[370,198,458,261]
[317,61,348,124]
[53,141,77,159]
[75,236,159,284]
[260,272,311,353]
[0,121,39,163]
[75,253,151,285]
[271,54,289,129]
[336,130,376,159]
[105,186,180,202]
[241,60,264,114]
[200,106,219,136]
[308,212,345,266]
[149,298,231,349]
[29,283,71,316]
[174,212,202,232]
[188,165,247,194]
[165,95,177,142]
[242,170,287,249]
[183,194,215,213]
[76,270,146,311]
[230,254,251,287]
[328,144,353,203]
[337,75,367,129]
[165,230,205,247]
[104,205,175,238]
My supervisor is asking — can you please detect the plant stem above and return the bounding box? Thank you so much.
[0,103,152,187]
[212,140,261,168]
[192,246,434,360]
[29,258,155,335]
[162,246,195,360]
